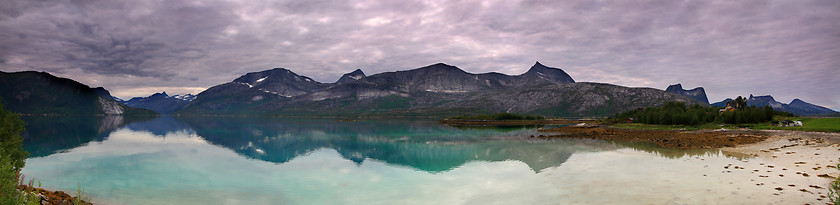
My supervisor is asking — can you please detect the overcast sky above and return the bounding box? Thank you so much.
[1,0,838,110]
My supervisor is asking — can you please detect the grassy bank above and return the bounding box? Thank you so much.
[742,117,840,132]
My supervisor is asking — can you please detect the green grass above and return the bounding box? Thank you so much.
[742,117,840,132]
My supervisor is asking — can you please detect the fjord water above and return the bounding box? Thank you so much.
[21,116,783,204]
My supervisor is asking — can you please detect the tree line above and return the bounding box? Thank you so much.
[611,101,775,125]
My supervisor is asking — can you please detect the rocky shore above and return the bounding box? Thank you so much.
[536,126,769,149]
[719,130,840,203]
[17,185,92,205]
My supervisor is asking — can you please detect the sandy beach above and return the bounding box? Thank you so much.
[542,125,840,204]
[719,130,840,204]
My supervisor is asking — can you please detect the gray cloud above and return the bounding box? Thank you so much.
[1,0,838,110]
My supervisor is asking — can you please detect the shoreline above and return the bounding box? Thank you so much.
[535,126,770,149]
[534,125,840,203]
[718,130,840,203]
[439,119,594,126]
[17,185,93,205]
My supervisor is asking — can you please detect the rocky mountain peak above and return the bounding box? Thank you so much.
[666,83,683,91]
[665,83,708,104]
[420,63,462,72]
[336,69,366,84]
[521,61,575,84]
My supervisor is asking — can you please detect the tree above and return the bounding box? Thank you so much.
[1,97,39,204]
[0,97,27,170]
[734,96,747,109]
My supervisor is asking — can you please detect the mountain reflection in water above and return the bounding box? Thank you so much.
[21,116,738,173]
[22,116,616,172]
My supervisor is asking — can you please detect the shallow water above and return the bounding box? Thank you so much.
[20,116,809,204]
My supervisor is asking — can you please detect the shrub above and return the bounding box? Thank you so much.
[830,159,840,205]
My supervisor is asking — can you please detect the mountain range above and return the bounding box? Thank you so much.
[0,71,156,116]
[175,62,697,116]
[4,62,834,117]
[123,92,196,114]
[711,95,837,116]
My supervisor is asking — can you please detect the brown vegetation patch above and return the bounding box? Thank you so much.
[536,126,768,149]
[17,185,92,205]
[440,119,591,126]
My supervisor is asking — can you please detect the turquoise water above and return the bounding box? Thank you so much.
[20,116,790,204]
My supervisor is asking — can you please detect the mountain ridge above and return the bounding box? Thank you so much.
[176,62,697,116]
[709,95,837,116]
[123,92,196,114]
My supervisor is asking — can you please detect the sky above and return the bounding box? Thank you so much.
[1,0,838,110]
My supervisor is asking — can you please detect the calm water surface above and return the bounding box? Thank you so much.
[20,116,783,204]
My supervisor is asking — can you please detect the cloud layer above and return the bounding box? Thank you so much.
[1,0,838,110]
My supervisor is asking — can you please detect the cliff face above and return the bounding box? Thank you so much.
[665,83,709,104]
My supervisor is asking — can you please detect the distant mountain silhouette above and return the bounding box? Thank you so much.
[710,95,837,116]
[124,92,196,114]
